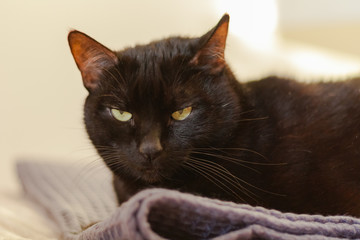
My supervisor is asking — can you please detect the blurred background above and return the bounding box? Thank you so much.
[1,0,360,193]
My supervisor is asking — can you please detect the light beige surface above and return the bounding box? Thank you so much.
[1,0,360,239]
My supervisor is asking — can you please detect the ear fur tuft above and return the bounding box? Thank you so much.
[190,14,229,74]
[68,30,118,91]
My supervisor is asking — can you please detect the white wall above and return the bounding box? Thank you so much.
[277,0,360,29]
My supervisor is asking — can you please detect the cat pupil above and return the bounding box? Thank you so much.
[111,108,132,122]
[172,107,192,121]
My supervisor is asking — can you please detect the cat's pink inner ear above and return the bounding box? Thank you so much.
[68,30,118,91]
[190,14,229,73]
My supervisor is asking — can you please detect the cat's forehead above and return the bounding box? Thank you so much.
[107,59,200,113]
[104,37,205,110]
[119,37,197,61]
[111,37,200,95]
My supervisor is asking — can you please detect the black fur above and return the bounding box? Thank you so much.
[69,14,360,217]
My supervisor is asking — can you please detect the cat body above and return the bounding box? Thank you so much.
[246,77,360,215]
[68,14,360,216]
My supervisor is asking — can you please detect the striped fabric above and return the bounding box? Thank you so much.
[17,161,360,240]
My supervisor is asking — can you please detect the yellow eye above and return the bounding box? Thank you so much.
[111,109,132,122]
[172,106,192,121]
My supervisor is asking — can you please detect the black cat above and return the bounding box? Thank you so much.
[68,14,360,217]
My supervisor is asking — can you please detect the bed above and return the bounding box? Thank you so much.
[6,160,360,240]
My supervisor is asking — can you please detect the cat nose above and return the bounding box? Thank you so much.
[139,126,163,161]
[139,137,163,161]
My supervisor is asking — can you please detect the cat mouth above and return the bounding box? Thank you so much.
[131,164,162,184]
[141,168,162,184]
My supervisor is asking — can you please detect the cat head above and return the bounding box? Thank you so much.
[68,14,242,185]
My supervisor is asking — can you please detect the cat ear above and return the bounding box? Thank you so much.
[68,30,118,91]
[190,14,229,73]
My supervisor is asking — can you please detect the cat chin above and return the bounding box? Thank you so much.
[140,169,163,184]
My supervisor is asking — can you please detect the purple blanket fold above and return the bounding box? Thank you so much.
[17,161,360,240]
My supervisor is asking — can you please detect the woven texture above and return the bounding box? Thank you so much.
[17,161,360,240]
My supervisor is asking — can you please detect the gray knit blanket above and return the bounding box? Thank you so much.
[17,161,360,240]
